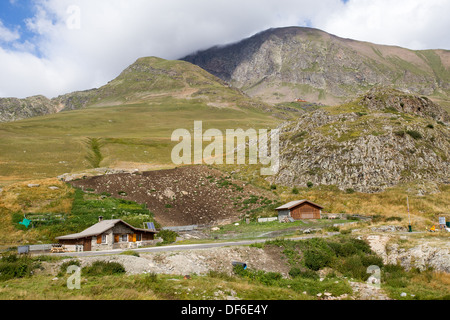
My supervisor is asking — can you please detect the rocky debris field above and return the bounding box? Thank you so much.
[366,234,450,273]
[69,165,278,227]
[272,90,450,193]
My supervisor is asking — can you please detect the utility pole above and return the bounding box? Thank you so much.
[407,196,412,232]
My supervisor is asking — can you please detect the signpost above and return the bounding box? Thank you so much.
[407,196,412,232]
[439,217,446,230]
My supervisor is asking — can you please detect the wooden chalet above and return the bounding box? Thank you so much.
[55,218,158,252]
[276,200,324,221]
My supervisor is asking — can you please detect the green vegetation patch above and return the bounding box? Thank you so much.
[11,187,157,243]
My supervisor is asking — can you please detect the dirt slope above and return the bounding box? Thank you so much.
[69,165,277,227]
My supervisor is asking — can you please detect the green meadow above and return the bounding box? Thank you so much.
[0,96,280,187]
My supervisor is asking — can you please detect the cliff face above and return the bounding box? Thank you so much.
[271,89,450,193]
[183,27,450,105]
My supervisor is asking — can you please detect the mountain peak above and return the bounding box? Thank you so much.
[183,27,450,107]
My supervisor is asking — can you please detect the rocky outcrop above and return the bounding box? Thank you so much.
[387,242,450,273]
[366,235,450,273]
[361,87,450,123]
[271,91,450,193]
[0,95,62,122]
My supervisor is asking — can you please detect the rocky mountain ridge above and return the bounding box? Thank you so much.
[183,27,450,106]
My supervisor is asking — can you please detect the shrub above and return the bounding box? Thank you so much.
[292,187,299,194]
[394,131,406,138]
[338,255,368,280]
[426,124,434,129]
[304,249,334,271]
[140,272,159,287]
[233,265,282,286]
[382,264,410,288]
[385,216,403,222]
[120,250,140,257]
[58,259,81,277]
[348,238,373,254]
[406,130,422,140]
[328,242,357,258]
[361,254,384,268]
[270,184,277,190]
[157,229,178,244]
[289,268,319,280]
[307,182,314,188]
[0,254,36,281]
[83,261,126,276]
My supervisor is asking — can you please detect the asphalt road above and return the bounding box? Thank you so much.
[59,233,339,257]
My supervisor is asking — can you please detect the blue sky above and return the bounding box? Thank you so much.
[0,1,33,39]
[0,0,449,99]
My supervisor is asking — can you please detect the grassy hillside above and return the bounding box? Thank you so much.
[0,95,280,187]
[0,178,160,247]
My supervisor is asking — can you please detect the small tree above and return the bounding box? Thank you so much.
[307,181,314,188]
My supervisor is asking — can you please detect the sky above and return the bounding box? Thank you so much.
[0,0,450,99]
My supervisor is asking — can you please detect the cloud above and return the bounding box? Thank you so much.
[0,20,20,42]
[0,0,448,99]
[316,0,450,50]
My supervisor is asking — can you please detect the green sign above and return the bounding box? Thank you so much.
[19,218,31,228]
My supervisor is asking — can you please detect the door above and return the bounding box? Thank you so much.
[83,238,92,251]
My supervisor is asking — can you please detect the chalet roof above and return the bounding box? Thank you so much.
[56,219,157,240]
[275,200,324,211]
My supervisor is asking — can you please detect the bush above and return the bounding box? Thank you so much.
[348,238,373,254]
[270,184,277,190]
[338,255,368,280]
[140,272,159,287]
[361,254,384,268]
[304,249,334,271]
[307,182,314,188]
[328,242,358,258]
[83,261,126,276]
[383,264,410,288]
[406,130,423,140]
[233,265,282,286]
[292,187,299,194]
[157,229,178,244]
[120,250,140,257]
[0,254,36,281]
[289,268,319,280]
[385,216,403,222]
[58,259,81,277]
[394,131,406,138]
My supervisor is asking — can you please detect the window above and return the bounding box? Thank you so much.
[102,234,107,244]
[136,234,142,242]
[121,234,128,242]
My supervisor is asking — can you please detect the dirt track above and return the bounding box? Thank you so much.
[70,165,277,227]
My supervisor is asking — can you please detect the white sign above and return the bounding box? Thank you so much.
[439,217,446,225]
